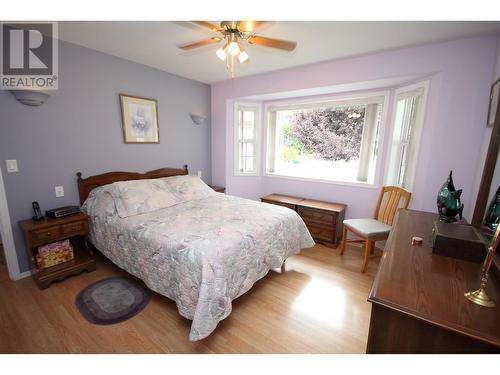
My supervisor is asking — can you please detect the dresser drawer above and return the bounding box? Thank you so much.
[30,227,62,246]
[298,207,336,225]
[306,223,335,242]
[61,220,88,235]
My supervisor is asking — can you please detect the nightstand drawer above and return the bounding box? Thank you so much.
[31,227,62,245]
[61,220,88,235]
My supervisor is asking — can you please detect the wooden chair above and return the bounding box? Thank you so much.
[339,186,412,273]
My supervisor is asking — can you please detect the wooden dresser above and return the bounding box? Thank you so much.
[208,185,225,193]
[367,209,500,353]
[261,194,346,247]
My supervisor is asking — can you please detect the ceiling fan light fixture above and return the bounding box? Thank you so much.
[238,50,249,63]
[181,21,298,79]
[216,44,228,61]
[228,41,241,57]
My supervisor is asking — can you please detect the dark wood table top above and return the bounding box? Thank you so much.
[298,199,347,213]
[368,209,500,348]
[261,194,347,212]
[261,194,305,205]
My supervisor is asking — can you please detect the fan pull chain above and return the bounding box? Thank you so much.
[226,54,235,79]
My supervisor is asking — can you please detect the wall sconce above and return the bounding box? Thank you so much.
[190,114,206,125]
[10,89,50,106]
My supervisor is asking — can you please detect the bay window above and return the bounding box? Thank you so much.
[265,95,385,185]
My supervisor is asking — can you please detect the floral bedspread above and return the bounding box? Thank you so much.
[82,187,314,340]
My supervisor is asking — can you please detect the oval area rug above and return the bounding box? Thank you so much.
[75,276,151,325]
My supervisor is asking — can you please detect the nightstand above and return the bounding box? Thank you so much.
[209,185,226,193]
[19,213,96,289]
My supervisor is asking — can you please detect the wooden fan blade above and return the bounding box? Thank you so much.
[178,37,222,50]
[192,21,221,32]
[247,36,297,51]
[238,21,269,32]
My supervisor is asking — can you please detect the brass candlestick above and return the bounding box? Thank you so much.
[464,224,500,307]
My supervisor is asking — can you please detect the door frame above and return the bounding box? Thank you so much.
[0,166,21,280]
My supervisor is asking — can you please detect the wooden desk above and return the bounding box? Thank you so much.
[367,209,500,353]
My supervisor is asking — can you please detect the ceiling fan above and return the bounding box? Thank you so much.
[178,21,297,79]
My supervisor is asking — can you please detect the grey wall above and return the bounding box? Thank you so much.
[0,41,211,273]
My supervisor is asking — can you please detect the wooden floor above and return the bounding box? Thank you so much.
[0,244,379,353]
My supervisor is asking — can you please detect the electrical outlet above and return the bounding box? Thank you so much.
[197,171,202,178]
[5,159,18,173]
[55,186,64,197]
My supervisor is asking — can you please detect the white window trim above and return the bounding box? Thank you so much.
[384,80,430,191]
[262,172,381,189]
[262,90,391,188]
[233,102,261,176]
[0,166,22,280]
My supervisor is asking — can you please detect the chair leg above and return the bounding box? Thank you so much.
[370,241,375,255]
[361,240,373,273]
[339,226,348,256]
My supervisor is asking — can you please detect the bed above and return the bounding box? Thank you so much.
[77,165,315,341]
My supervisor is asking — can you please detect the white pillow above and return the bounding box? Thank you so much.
[161,175,215,202]
[109,178,181,218]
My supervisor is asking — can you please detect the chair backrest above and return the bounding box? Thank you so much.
[373,186,412,225]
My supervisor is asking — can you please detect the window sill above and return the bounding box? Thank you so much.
[263,172,380,189]
[233,172,260,177]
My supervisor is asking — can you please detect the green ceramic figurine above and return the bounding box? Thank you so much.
[437,170,464,223]
[484,185,500,231]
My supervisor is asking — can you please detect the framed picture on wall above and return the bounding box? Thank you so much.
[487,78,500,128]
[119,94,160,143]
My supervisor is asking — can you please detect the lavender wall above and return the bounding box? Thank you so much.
[471,35,500,214]
[211,35,498,222]
[0,41,211,273]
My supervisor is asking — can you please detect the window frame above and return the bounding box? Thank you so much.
[262,91,391,188]
[233,102,261,176]
[384,80,430,191]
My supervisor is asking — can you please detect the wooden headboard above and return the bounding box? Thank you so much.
[76,165,188,204]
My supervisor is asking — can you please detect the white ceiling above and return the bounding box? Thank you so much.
[58,21,500,84]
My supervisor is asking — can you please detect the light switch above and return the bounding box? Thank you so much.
[197,171,202,178]
[5,159,18,173]
[55,186,64,197]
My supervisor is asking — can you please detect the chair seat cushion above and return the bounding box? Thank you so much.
[343,218,392,239]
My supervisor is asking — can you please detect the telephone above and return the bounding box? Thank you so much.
[32,201,44,221]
